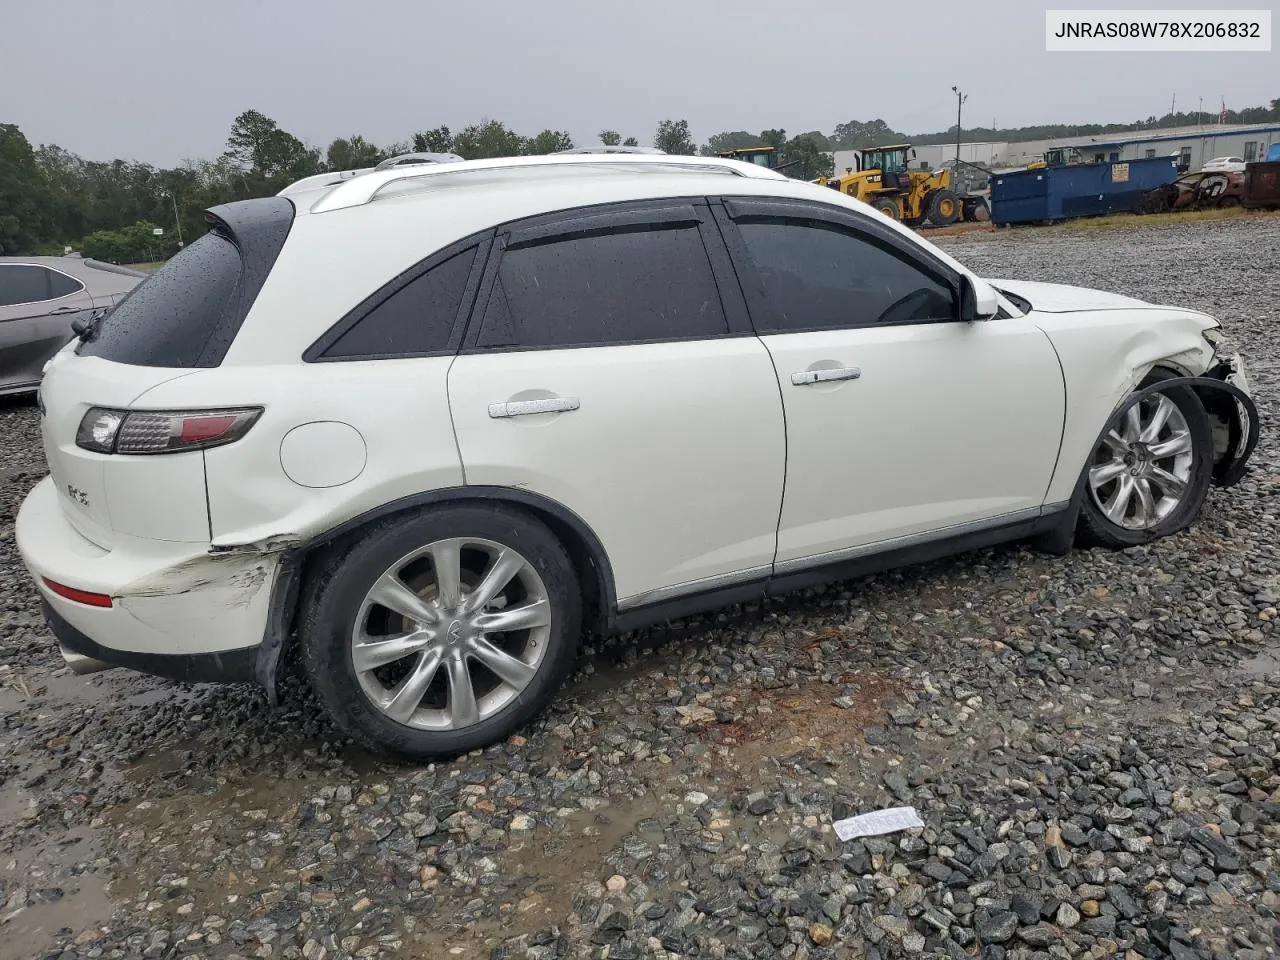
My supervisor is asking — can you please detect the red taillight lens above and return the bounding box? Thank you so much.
[76,407,262,455]
[42,577,113,608]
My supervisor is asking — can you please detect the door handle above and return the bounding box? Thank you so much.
[49,306,81,316]
[791,366,861,386]
[488,397,581,419]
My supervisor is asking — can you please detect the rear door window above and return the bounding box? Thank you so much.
[475,224,728,349]
[0,264,55,306]
[317,247,477,359]
[79,232,242,366]
[47,269,84,298]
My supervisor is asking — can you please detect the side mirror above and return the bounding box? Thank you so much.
[959,275,1000,322]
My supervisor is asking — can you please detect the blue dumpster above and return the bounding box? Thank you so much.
[990,157,1179,225]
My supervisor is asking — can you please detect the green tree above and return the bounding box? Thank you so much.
[525,129,574,154]
[598,130,621,146]
[653,119,695,155]
[412,126,454,153]
[326,135,384,171]
[831,119,909,149]
[0,124,51,254]
[760,128,787,151]
[452,119,525,159]
[622,137,639,147]
[702,131,764,156]
[79,220,177,264]
[783,134,833,180]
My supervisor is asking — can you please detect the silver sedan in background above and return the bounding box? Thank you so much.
[0,257,148,397]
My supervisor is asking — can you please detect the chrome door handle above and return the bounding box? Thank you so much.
[488,397,581,419]
[791,366,861,386]
[48,306,80,316]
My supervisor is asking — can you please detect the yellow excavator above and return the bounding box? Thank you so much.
[818,144,988,226]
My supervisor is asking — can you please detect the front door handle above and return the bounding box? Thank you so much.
[488,396,581,419]
[791,366,861,386]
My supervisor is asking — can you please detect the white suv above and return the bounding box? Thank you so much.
[16,154,1257,758]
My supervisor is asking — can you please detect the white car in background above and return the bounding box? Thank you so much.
[15,153,1258,759]
[1201,156,1246,173]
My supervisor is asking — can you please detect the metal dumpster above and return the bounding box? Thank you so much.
[1243,161,1280,210]
[991,157,1179,225]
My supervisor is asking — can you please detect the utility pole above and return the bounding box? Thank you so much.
[951,86,968,163]
[160,190,184,247]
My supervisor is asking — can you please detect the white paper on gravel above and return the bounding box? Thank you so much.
[832,806,924,841]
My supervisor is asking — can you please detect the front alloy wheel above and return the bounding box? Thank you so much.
[1088,393,1193,530]
[1077,378,1212,548]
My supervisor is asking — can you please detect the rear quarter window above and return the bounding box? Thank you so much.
[79,233,242,367]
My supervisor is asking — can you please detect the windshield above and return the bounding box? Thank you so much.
[860,148,908,173]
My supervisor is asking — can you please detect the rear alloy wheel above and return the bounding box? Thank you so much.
[301,506,582,758]
[1078,380,1212,547]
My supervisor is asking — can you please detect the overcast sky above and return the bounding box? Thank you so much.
[3,0,1276,166]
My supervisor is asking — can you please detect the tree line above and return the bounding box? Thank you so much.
[2,96,1277,259]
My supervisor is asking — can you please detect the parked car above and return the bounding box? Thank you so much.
[1201,156,1246,173]
[0,257,147,397]
[1140,170,1245,213]
[15,154,1257,759]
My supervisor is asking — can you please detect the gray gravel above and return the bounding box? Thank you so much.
[2,214,1278,960]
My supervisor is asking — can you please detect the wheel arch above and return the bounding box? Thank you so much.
[257,486,619,699]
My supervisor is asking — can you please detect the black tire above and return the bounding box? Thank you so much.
[927,189,960,226]
[300,504,583,759]
[872,197,900,220]
[1076,370,1213,549]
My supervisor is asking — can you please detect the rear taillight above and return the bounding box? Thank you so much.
[75,407,262,455]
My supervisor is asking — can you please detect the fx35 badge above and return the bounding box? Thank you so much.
[67,485,90,508]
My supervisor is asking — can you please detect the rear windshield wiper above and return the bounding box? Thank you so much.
[72,306,109,342]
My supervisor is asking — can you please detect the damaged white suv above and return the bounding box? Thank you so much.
[16,154,1257,759]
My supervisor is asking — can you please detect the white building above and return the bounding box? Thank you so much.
[833,122,1280,174]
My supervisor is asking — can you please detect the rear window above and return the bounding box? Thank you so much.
[79,233,242,367]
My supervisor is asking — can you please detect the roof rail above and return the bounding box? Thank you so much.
[307,153,789,214]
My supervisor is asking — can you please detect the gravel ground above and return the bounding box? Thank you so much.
[1,215,1278,960]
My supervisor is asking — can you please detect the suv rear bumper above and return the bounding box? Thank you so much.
[16,476,275,680]
[43,600,259,683]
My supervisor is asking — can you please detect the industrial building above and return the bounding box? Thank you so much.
[832,122,1280,174]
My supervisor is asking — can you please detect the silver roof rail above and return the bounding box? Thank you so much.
[307,153,789,214]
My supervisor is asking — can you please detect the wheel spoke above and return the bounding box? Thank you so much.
[430,540,463,611]
[469,637,536,689]
[1090,459,1128,488]
[1132,478,1156,525]
[383,649,443,723]
[1150,466,1187,498]
[1140,395,1176,442]
[1123,403,1143,442]
[474,598,552,634]
[1104,475,1136,523]
[352,629,431,673]
[1148,430,1192,459]
[463,548,525,615]
[446,657,479,726]
[1102,430,1131,456]
[368,573,439,626]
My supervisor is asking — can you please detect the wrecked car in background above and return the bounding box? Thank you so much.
[1138,171,1245,214]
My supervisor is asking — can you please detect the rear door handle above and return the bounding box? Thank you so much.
[791,366,861,386]
[488,397,581,419]
[48,306,81,316]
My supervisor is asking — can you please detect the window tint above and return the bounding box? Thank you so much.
[322,247,476,358]
[80,232,242,367]
[735,219,955,333]
[477,224,727,349]
[0,264,54,306]
[47,269,83,298]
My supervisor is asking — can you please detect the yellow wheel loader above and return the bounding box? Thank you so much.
[818,144,988,227]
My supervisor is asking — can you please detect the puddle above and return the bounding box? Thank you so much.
[0,828,112,956]
[1238,647,1280,677]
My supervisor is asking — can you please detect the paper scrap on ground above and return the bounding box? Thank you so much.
[833,806,924,841]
